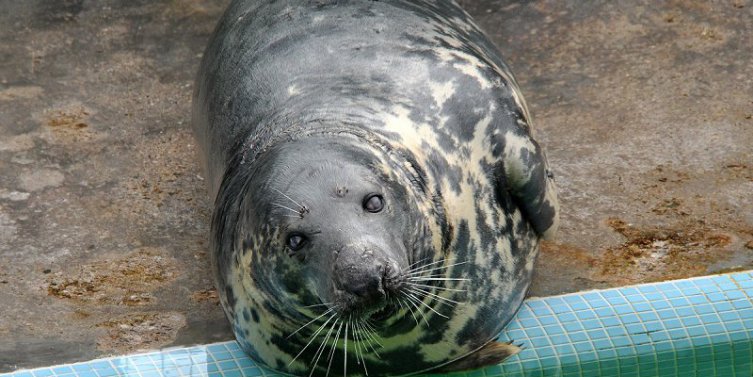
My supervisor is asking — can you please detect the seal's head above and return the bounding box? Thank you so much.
[248,136,421,320]
[212,133,448,376]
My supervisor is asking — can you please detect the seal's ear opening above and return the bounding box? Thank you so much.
[498,131,559,240]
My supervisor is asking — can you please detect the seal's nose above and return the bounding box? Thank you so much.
[333,246,387,306]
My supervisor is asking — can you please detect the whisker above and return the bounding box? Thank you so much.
[405,282,466,293]
[309,317,339,377]
[407,277,469,282]
[301,302,333,309]
[343,317,349,377]
[397,296,419,325]
[274,188,305,208]
[272,202,302,214]
[352,319,368,376]
[403,258,447,275]
[356,320,382,358]
[325,320,344,377]
[402,260,468,277]
[402,293,430,325]
[288,306,336,339]
[406,257,430,270]
[407,286,459,306]
[289,311,338,366]
[404,290,448,319]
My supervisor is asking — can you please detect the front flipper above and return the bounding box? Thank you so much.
[433,341,522,373]
[496,129,559,240]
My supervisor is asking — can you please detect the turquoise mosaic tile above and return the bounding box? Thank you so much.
[3,271,753,377]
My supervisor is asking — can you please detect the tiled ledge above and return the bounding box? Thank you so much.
[4,271,753,377]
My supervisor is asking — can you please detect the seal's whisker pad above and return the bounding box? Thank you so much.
[192,0,558,375]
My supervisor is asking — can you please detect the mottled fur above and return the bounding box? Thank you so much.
[192,0,558,376]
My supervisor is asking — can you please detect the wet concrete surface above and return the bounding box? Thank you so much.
[1,0,751,372]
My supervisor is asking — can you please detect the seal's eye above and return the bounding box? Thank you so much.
[287,233,307,251]
[363,194,385,213]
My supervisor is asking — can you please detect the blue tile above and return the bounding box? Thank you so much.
[656,309,677,321]
[524,326,545,338]
[586,328,607,339]
[568,331,588,342]
[210,351,234,361]
[592,338,612,350]
[600,316,621,327]
[607,296,629,306]
[52,366,74,375]
[631,302,652,312]
[31,370,53,377]
[681,316,701,327]
[554,344,576,356]
[549,304,571,315]
[236,357,256,368]
[637,311,658,322]
[725,290,746,300]
[610,336,631,348]
[578,351,598,363]
[686,326,708,337]
[218,360,238,370]
[95,367,118,377]
[568,301,590,311]
[714,301,735,312]
[573,342,593,353]
[530,337,551,348]
[562,321,583,332]
[581,319,601,330]
[542,325,565,336]
[630,333,650,345]
[536,346,556,358]
[649,330,670,342]
[549,334,570,345]
[725,321,745,332]
[694,304,715,315]
[206,344,228,353]
[537,315,558,326]
[620,313,641,324]
[638,285,659,294]
[71,365,94,373]
[643,321,664,332]
[224,370,243,377]
[644,292,664,301]
[519,317,540,329]
[706,323,726,335]
[140,370,161,377]
[505,329,526,340]
[599,357,618,370]
[624,294,646,304]
[661,289,683,298]
[669,297,692,308]
[557,312,577,323]
[606,327,627,337]
[652,300,671,310]
[663,317,682,328]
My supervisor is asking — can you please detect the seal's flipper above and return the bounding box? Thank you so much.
[497,131,559,240]
[433,341,522,373]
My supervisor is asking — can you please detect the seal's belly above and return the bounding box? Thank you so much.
[192,1,559,376]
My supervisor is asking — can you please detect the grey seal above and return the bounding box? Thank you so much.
[192,0,559,376]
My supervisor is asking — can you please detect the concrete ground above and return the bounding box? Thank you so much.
[1,0,751,372]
